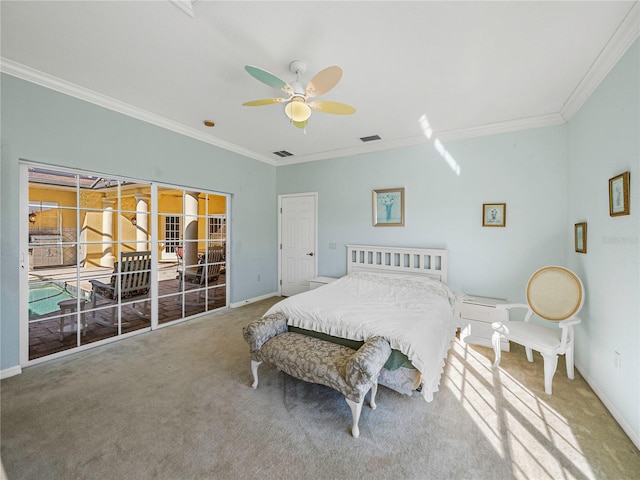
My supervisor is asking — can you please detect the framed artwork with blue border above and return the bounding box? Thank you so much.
[373,188,405,227]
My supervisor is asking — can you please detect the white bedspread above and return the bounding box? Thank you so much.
[264,271,458,401]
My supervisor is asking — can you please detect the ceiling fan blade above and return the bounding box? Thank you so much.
[245,65,292,94]
[242,98,287,107]
[305,66,342,98]
[308,100,356,115]
[292,119,308,129]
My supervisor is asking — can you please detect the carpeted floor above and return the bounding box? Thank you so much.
[1,297,638,480]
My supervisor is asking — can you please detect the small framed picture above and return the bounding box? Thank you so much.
[482,203,506,227]
[609,172,630,216]
[373,188,405,227]
[574,222,587,254]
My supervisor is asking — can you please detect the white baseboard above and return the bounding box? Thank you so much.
[230,292,279,309]
[575,362,640,451]
[1,365,22,380]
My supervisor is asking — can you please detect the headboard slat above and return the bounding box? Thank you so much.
[346,244,448,284]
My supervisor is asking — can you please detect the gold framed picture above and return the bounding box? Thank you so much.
[574,222,587,254]
[609,172,630,216]
[482,203,506,227]
[373,188,405,227]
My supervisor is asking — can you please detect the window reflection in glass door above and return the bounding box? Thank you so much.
[158,188,227,324]
[25,165,227,362]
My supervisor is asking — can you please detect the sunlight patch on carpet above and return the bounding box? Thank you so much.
[444,338,595,479]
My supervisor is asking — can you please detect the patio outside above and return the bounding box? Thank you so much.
[27,165,228,362]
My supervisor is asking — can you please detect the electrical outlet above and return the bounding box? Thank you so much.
[614,351,621,370]
[329,242,337,250]
[257,274,261,282]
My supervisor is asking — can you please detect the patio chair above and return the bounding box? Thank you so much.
[178,246,224,304]
[89,251,152,326]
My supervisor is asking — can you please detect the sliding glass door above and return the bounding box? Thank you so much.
[23,163,228,363]
[157,187,227,324]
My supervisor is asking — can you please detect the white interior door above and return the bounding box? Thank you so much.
[280,193,317,296]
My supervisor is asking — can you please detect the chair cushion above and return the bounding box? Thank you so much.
[493,321,561,352]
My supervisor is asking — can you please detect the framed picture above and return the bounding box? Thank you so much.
[482,203,506,227]
[574,222,587,253]
[609,172,630,216]
[373,188,405,226]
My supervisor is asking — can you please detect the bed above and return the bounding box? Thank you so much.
[263,245,459,401]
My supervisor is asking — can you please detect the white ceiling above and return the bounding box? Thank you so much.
[1,1,638,166]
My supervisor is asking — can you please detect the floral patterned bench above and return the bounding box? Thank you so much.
[242,312,391,438]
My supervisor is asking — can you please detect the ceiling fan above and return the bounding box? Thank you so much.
[242,60,356,129]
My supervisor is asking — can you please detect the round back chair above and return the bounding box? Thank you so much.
[492,266,584,394]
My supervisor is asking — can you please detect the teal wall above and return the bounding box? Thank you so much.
[277,125,568,304]
[567,39,640,445]
[0,74,278,370]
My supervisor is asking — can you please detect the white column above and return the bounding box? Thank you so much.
[101,198,117,267]
[183,191,199,273]
[135,194,150,252]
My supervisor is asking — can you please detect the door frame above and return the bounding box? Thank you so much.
[277,192,318,296]
[19,162,231,366]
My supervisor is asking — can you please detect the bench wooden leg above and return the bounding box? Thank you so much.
[369,379,379,410]
[250,360,262,389]
[345,398,363,438]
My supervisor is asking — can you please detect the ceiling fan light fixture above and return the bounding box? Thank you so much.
[243,61,354,126]
[284,97,311,122]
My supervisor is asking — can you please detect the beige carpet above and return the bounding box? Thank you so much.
[1,297,638,480]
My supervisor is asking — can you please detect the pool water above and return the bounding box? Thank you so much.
[29,284,77,317]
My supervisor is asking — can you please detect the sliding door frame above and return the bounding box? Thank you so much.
[19,162,230,367]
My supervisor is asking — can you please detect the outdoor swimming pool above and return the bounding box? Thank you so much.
[29,283,79,317]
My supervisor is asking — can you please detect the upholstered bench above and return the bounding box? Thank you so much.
[242,313,391,438]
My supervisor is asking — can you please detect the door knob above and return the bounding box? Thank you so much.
[306,252,314,256]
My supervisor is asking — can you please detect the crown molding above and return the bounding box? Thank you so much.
[0,58,276,166]
[4,0,637,171]
[436,113,567,143]
[276,3,640,170]
[273,4,640,168]
[561,1,640,121]
[275,113,567,166]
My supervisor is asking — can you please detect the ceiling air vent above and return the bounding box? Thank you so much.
[360,135,381,142]
[273,150,294,158]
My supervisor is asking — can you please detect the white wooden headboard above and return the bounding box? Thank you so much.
[347,245,448,284]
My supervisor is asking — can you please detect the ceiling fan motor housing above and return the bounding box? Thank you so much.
[289,60,307,75]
